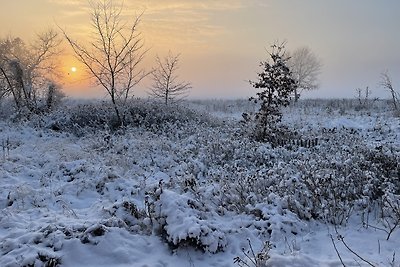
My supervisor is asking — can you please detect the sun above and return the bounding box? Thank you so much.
[71,67,77,73]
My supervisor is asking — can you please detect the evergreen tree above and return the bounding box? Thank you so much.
[244,43,296,141]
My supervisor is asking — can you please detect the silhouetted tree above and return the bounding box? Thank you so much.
[243,42,296,141]
[287,46,322,101]
[45,81,64,111]
[61,0,148,126]
[149,52,191,105]
[0,30,62,112]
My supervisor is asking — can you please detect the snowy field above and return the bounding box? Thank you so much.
[0,99,399,267]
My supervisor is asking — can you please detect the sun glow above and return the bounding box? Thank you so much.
[71,67,77,73]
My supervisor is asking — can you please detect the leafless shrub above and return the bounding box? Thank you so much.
[234,239,272,267]
[149,51,191,105]
[355,86,378,110]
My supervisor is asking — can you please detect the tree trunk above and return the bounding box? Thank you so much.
[0,67,20,110]
[110,87,122,127]
[294,87,300,102]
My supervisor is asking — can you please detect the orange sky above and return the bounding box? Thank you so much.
[1,0,399,99]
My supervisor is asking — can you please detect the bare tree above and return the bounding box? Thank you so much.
[287,46,322,101]
[149,52,191,105]
[61,0,148,125]
[381,71,399,112]
[0,30,62,112]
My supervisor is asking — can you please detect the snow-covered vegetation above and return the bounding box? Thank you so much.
[0,99,399,266]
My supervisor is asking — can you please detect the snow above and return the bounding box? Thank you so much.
[0,99,399,266]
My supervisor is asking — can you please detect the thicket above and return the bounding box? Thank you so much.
[15,99,215,137]
[103,112,398,255]
[1,99,399,259]
[69,100,398,252]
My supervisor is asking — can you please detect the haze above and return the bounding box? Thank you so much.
[1,0,399,99]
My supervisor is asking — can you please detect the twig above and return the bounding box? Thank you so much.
[56,199,79,219]
[389,251,396,267]
[378,240,380,254]
[330,234,346,267]
[233,256,252,267]
[244,239,257,266]
[382,197,400,240]
[187,250,195,267]
[365,223,388,234]
[234,239,272,267]
[2,139,5,161]
[335,227,376,267]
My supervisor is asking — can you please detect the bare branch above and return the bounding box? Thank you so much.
[61,0,148,125]
[334,226,376,267]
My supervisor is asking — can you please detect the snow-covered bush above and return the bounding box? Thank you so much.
[157,190,227,253]
[144,180,228,253]
[1,98,399,265]
[199,123,399,229]
[125,100,215,132]
[41,99,214,137]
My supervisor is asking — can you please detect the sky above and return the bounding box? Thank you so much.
[0,0,399,99]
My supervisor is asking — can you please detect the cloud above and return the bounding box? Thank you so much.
[125,0,269,47]
[44,0,91,18]
[126,0,254,13]
[45,0,86,6]
[45,0,269,48]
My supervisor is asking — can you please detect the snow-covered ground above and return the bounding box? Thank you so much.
[0,99,399,267]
